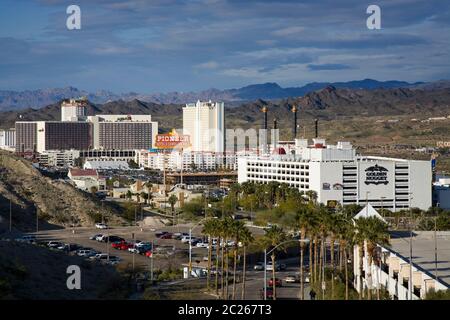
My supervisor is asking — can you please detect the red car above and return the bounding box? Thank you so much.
[160,233,173,239]
[111,241,125,249]
[268,278,282,287]
[118,242,133,250]
[145,251,153,258]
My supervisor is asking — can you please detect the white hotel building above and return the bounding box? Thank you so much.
[183,100,225,153]
[238,138,432,211]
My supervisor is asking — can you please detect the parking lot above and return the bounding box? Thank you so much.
[31,224,310,300]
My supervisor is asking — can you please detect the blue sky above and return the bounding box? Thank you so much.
[0,0,449,93]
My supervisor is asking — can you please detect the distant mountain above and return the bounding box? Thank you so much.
[0,79,428,111]
[2,86,450,132]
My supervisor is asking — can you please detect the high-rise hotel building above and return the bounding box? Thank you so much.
[183,100,225,153]
[15,99,158,153]
[238,138,432,211]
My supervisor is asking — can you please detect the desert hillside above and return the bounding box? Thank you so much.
[0,151,125,233]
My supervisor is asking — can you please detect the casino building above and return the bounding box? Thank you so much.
[238,138,432,211]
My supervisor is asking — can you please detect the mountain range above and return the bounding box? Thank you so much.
[0,78,438,111]
[2,85,450,133]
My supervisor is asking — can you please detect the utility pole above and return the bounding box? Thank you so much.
[9,198,12,232]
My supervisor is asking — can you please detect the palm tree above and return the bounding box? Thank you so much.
[231,220,245,299]
[241,181,255,196]
[213,220,222,296]
[261,225,287,300]
[140,191,148,204]
[326,213,339,299]
[356,217,390,300]
[223,218,234,299]
[202,218,218,292]
[335,214,354,300]
[168,194,177,214]
[126,190,133,202]
[240,227,254,300]
[295,206,312,300]
[305,190,318,204]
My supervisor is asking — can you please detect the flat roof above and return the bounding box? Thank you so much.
[389,231,450,287]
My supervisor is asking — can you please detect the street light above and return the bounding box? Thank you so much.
[263,239,310,300]
[409,195,413,300]
[188,217,215,278]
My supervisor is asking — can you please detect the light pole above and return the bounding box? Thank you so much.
[409,195,413,300]
[263,239,310,300]
[188,217,213,278]
[435,203,439,281]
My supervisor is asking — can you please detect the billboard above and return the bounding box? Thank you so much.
[155,130,191,149]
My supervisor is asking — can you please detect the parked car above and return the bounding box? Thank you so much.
[77,249,97,257]
[160,233,173,239]
[268,278,282,287]
[90,234,102,240]
[284,275,300,283]
[145,251,153,258]
[111,241,125,249]
[47,241,63,248]
[95,223,108,229]
[118,242,133,250]
[105,256,121,265]
[90,253,109,261]
[181,235,194,243]
[173,232,188,240]
[155,231,168,238]
[95,234,106,241]
[103,236,124,243]
[16,235,36,243]
[61,243,82,252]
[253,262,265,271]
[136,241,152,248]
[196,241,209,248]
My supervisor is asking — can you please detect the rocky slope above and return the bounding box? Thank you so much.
[0,151,124,233]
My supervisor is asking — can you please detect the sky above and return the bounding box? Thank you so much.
[0,0,449,93]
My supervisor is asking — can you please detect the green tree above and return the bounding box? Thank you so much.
[260,225,287,300]
[168,194,178,215]
[240,226,254,300]
[356,217,390,300]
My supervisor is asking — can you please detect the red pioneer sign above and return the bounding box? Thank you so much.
[155,130,191,149]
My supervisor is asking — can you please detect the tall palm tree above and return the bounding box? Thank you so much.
[356,217,390,300]
[335,213,354,300]
[202,218,218,292]
[213,220,222,296]
[240,227,254,300]
[261,225,287,300]
[231,220,245,299]
[295,206,313,300]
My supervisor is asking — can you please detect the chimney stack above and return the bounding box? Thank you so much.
[273,118,278,130]
[314,119,318,138]
[262,106,268,130]
[292,106,298,139]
